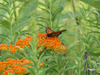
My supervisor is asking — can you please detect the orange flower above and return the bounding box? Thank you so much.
[36,59,45,68]
[37,33,67,53]
[16,36,32,48]
[38,62,45,67]
[40,50,43,53]
[16,39,25,48]
[60,45,67,54]
[3,68,14,75]
[26,36,32,41]
[23,38,30,47]
[0,44,8,50]
[13,65,26,74]
[0,61,8,73]
[0,36,32,54]
[1,58,32,74]
[0,58,45,74]
[21,58,32,65]
[7,59,22,65]
[9,44,18,54]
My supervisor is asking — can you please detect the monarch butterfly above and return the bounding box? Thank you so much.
[46,27,66,37]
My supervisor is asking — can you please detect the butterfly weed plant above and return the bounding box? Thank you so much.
[0,0,100,75]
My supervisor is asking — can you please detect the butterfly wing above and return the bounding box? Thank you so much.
[47,30,66,37]
[46,27,54,34]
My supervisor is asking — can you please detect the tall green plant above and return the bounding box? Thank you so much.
[38,0,67,30]
[0,0,38,44]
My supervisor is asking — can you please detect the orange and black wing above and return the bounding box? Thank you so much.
[46,27,54,34]
[47,30,66,37]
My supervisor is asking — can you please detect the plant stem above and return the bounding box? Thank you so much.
[49,1,52,29]
[84,51,90,75]
[71,0,81,50]
[8,0,13,44]
[10,23,13,44]
[54,53,60,75]
[54,52,57,63]
[13,2,17,22]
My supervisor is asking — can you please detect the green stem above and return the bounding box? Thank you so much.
[54,53,57,63]
[54,53,61,75]
[34,67,37,75]
[10,22,13,43]
[71,0,81,50]
[13,2,17,22]
[8,0,13,44]
[50,1,52,29]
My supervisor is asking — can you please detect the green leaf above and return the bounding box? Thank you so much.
[79,37,88,44]
[39,7,50,14]
[38,2,47,8]
[0,20,10,29]
[0,54,11,61]
[45,65,58,74]
[12,17,31,33]
[26,67,35,75]
[60,67,75,75]
[80,0,100,9]
[0,34,10,39]
[37,19,50,25]
[89,48,100,56]
[0,14,9,20]
[19,0,38,18]
[3,0,9,4]
[8,73,14,75]
[37,23,46,28]
[58,57,70,64]
[38,56,53,65]
[0,7,9,14]
[52,6,63,21]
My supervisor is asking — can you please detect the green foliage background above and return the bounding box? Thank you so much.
[0,0,100,75]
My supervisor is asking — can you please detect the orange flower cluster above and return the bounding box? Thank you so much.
[37,33,66,53]
[0,58,45,75]
[0,61,7,73]
[0,44,18,54]
[0,58,32,75]
[16,36,32,48]
[0,36,32,54]
[9,44,19,54]
[0,44,8,50]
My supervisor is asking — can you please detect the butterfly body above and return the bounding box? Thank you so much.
[46,27,66,37]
